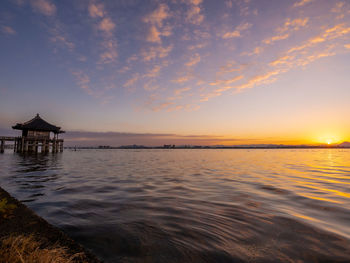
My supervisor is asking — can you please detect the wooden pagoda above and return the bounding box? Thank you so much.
[9,114,65,153]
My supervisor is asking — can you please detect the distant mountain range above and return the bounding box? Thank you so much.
[338,142,350,148]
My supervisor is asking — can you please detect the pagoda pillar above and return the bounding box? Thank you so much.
[42,140,46,153]
[21,137,24,153]
[24,140,28,152]
[0,140,4,153]
[52,139,56,153]
[34,140,38,153]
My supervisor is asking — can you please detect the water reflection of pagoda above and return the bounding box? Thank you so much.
[10,114,65,153]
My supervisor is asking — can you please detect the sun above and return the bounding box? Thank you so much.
[316,133,342,145]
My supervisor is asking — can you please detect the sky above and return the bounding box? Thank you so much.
[1,0,350,146]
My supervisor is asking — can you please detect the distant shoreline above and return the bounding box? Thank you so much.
[65,145,350,150]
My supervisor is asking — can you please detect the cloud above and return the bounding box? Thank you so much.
[210,75,244,87]
[1,25,16,35]
[172,73,193,83]
[332,2,345,12]
[243,46,263,56]
[143,80,159,91]
[87,1,118,64]
[234,69,282,92]
[262,18,308,45]
[50,34,74,50]
[71,70,96,96]
[279,18,309,33]
[99,40,118,64]
[226,0,233,8]
[229,23,350,99]
[123,73,140,87]
[269,55,295,66]
[151,101,175,112]
[144,65,162,78]
[185,53,201,67]
[72,71,90,88]
[63,130,252,147]
[222,22,252,39]
[143,3,170,26]
[200,92,222,102]
[98,17,116,34]
[146,25,161,43]
[141,45,173,61]
[174,87,191,95]
[186,0,204,25]
[217,61,247,76]
[287,24,350,54]
[293,0,313,8]
[188,43,207,50]
[143,4,171,43]
[88,3,104,18]
[31,0,56,16]
[263,33,289,45]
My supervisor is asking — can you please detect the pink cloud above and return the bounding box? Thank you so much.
[31,0,56,16]
[88,3,104,18]
[1,25,16,35]
[98,18,116,33]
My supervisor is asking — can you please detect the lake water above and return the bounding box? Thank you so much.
[1,149,350,262]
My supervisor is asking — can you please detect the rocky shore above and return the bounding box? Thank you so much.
[0,187,101,263]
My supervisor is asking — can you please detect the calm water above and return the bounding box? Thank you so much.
[1,149,350,262]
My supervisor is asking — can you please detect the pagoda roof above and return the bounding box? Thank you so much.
[12,114,65,134]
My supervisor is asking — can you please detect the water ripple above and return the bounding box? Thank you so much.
[1,149,350,262]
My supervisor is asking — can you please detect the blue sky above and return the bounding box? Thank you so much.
[1,0,350,145]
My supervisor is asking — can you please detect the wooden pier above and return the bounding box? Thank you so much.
[0,114,64,154]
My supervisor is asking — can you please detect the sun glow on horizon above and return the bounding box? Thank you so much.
[315,133,343,145]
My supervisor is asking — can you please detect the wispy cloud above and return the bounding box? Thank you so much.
[185,53,201,67]
[31,0,56,16]
[88,1,118,64]
[141,45,173,61]
[186,0,204,25]
[263,18,308,45]
[50,32,74,50]
[143,80,159,91]
[174,87,191,95]
[217,61,247,76]
[222,22,252,39]
[88,2,104,18]
[200,92,222,102]
[144,65,162,78]
[123,73,140,88]
[210,75,244,88]
[143,3,171,43]
[188,43,207,50]
[293,0,313,8]
[287,24,350,54]
[172,73,193,84]
[63,130,254,146]
[279,18,309,33]
[98,17,116,34]
[262,33,289,45]
[71,70,94,96]
[0,25,16,35]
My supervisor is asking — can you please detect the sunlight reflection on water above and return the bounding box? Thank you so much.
[0,149,350,262]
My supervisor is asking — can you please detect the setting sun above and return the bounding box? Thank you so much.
[315,133,344,146]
